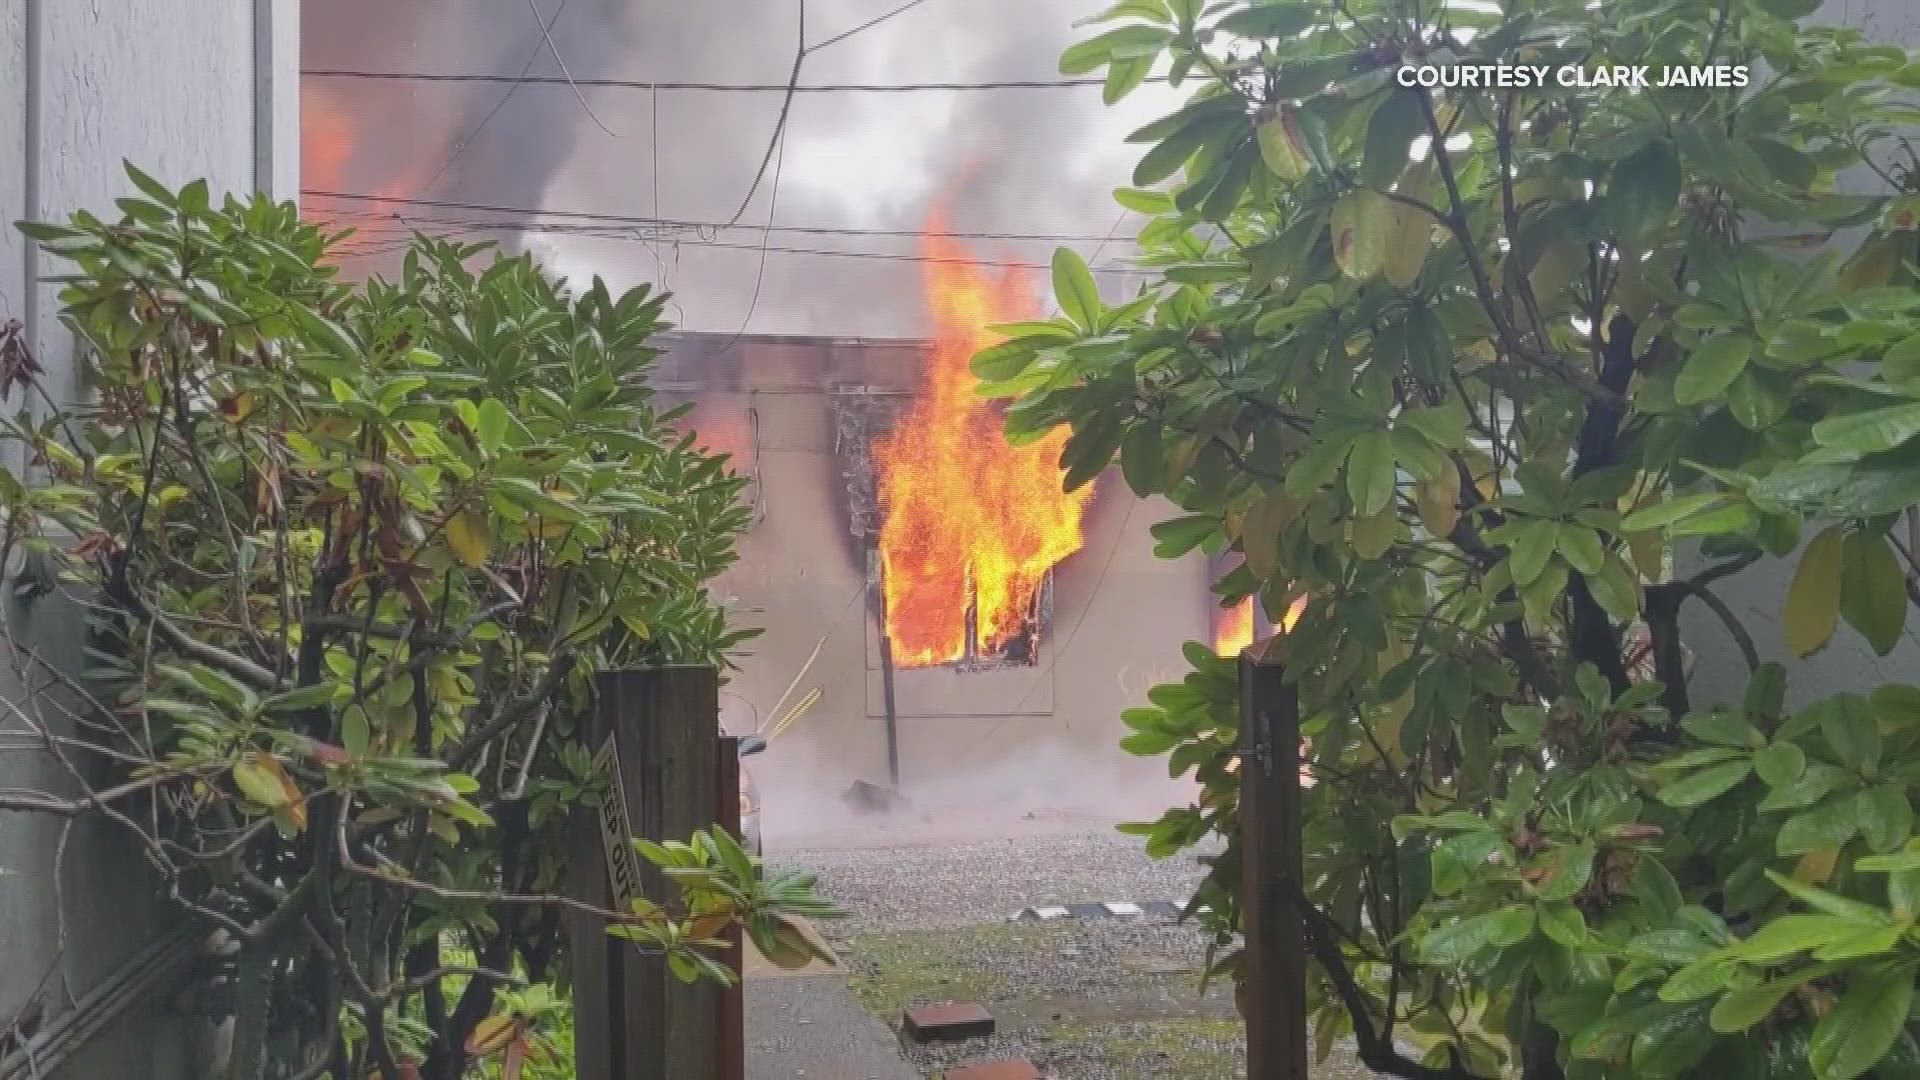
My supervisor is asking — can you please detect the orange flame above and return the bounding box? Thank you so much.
[1212,594,1308,656]
[1215,598,1258,656]
[303,85,355,195]
[873,211,1095,668]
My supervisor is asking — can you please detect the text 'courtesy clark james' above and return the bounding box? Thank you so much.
[1396,64,1750,89]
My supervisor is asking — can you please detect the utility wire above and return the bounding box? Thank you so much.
[323,227,1145,275]
[713,112,791,350]
[301,69,1156,93]
[419,0,571,196]
[304,192,1136,243]
[524,0,616,135]
[807,0,934,53]
[725,0,806,228]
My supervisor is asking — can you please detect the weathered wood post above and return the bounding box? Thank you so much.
[567,666,724,1079]
[866,548,902,787]
[1238,654,1309,1079]
[715,734,746,1080]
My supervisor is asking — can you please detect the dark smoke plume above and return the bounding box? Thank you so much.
[303,0,1175,335]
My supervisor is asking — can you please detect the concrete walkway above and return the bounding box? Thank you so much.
[746,945,920,1080]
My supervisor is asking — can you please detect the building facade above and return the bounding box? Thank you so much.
[0,4,297,1076]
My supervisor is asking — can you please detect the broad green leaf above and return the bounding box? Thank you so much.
[1538,900,1587,946]
[971,338,1040,381]
[1725,914,1859,962]
[1241,486,1300,582]
[1395,400,1468,450]
[1152,515,1218,558]
[1508,520,1560,587]
[1383,202,1431,288]
[1813,402,1920,455]
[1754,743,1806,788]
[232,755,293,808]
[1537,841,1596,901]
[1882,331,1920,385]
[1784,527,1846,657]
[1777,796,1864,855]
[1675,334,1753,405]
[1820,693,1880,770]
[1709,978,1801,1033]
[447,509,492,568]
[1256,106,1308,180]
[1351,504,1397,560]
[1052,247,1103,332]
[1418,906,1536,965]
[1620,493,1733,532]
[1839,531,1907,655]
[1659,957,1737,1002]
[342,705,370,759]
[1345,431,1397,517]
[1728,367,1790,430]
[1856,784,1914,853]
[1360,89,1423,188]
[1659,761,1752,808]
[1060,24,1169,75]
[1812,924,1903,961]
[1871,683,1920,729]
[1557,526,1607,576]
[1214,2,1315,39]
[1608,140,1682,242]
[476,398,511,454]
[1633,857,1683,923]
[1765,869,1893,925]
[1681,710,1756,748]
[1119,421,1166,497]
[1810,971,1914,1080]
[1330,190,1388,280]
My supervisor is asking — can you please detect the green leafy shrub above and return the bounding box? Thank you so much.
[2,169,831,1080]
[987,0,1920,1076]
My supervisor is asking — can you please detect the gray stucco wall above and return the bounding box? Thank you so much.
[0,3,297,1075]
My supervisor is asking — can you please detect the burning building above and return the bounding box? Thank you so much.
[654,232,1237,834]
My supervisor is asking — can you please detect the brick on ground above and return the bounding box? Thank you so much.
[902,1001,995,1043]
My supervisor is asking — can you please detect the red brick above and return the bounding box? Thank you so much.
[902,1001,995,1043]
[944,1061,1044,1080]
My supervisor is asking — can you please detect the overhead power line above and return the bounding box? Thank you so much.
[299,68,1160,93]
[303,190,1137,243]
[320,225,1144,276]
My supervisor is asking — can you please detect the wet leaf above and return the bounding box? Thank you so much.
[1784,527,1846,657]
[1810,971,1913,1080]
[1675,334,1753,405]
[1344,431,1397,517]
[1839,531,1907,655]
[448,509,491,568]
[1418,906,1535,965]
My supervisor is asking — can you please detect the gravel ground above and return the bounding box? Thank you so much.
[776,826,1222,936]
[768,825,1378,1079]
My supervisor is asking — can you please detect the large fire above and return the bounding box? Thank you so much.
[872,212,1095,668]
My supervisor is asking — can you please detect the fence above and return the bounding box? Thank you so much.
[1238,654,1309,1079]
[566,666,745,1080]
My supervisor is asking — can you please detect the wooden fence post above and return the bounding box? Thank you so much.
[1239,654,1309,1079]
[568,666,725,1079]
[715,735,746,1080]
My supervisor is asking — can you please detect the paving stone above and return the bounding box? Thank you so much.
[903,1001,996,1043]
[943,1060,1044,1080]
